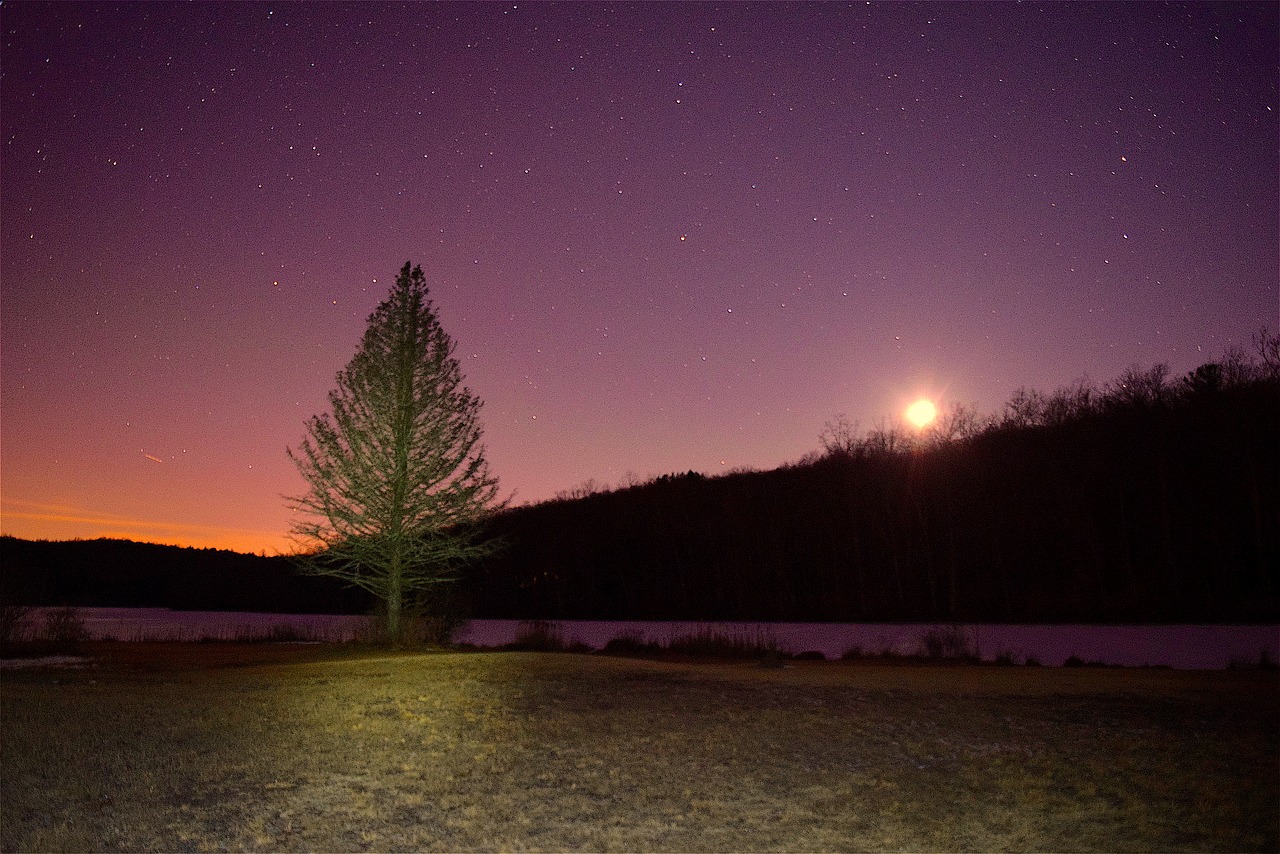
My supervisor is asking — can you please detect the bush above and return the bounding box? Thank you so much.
[0,604,33,645]
[234,623,315,644]
[758,648,787,669]
[406,589,471,647]
[42,606,88,652]
[404,613,465,647]
[793,650,826,661]
[364,593,469,647]
[602,632,662,656]
[506,620,568,652]
[666,626,782,659]
[1228,649,1279,671]
[840,644,864,660]
[918,625,976,660]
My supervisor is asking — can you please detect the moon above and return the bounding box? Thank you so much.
[905,398,937,429]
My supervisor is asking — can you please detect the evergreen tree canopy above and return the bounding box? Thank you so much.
[288,262,501,639]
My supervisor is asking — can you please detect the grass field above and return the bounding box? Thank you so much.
[2,643,1276,852]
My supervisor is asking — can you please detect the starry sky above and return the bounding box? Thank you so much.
[2,2,1276,554]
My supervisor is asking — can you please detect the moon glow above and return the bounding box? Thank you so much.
[905,399,937,429]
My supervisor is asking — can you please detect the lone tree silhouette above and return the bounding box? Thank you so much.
[288,262,501,641]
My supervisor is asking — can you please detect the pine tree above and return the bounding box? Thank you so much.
[288,262,501,641]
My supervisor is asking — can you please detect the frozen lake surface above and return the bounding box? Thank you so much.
[13,607,1278,669]
[453,620,1279,669]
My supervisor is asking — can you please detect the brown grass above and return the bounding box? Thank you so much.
[2,643,1276,852]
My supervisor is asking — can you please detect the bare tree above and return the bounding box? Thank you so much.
[555,479,609,502]
[1253,326,1280,380]
[925,401,989,446]
[288,262,502,642]
[819,413,861,457]
[1108,363,1171,408]
[863,419,910,457]
[1041,379,1098,425]
[1002,387,1046,428]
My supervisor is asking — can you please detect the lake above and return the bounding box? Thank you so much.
[12,607,1277,669]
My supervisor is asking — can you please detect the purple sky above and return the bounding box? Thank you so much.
[3,2,1276,553]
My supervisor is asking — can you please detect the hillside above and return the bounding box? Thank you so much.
[466,361,1279,624]
[0,537,367,614]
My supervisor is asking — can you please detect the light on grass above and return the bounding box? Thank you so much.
[905,398,937,429]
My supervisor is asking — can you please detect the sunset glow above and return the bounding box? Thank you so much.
[0,499,290,555]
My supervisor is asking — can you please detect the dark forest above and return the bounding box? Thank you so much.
[468,355,1278,623]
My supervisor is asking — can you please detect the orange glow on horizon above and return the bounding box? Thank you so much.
[1,500,293,555]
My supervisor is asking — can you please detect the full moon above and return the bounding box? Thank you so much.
[905,398,937,429]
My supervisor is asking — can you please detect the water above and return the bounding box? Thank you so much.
[16,607,377,643]
[455,620,1279,669]
[12,608,1278,669]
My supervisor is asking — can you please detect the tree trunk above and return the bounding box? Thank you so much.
[387,555,403,643]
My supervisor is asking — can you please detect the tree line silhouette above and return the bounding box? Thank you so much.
[463,336,1279,623]
[0,538,367,614]
[3,335,1276,624]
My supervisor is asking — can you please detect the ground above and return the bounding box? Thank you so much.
[2,643,1276,852]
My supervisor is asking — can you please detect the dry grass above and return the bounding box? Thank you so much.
[2,643,1276,852]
